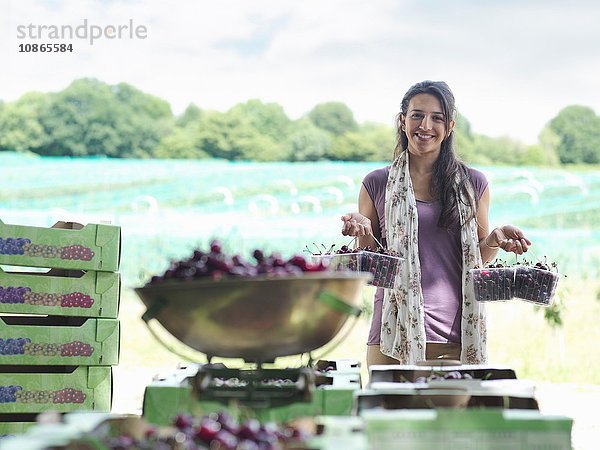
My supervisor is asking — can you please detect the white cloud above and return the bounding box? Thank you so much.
[1,0,599,144]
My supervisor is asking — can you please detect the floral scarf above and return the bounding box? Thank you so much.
[380,150,487,364]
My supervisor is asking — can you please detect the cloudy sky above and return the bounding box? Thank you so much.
[2,0,599,144]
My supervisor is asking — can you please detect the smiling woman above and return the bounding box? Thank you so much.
[341,80,532,368]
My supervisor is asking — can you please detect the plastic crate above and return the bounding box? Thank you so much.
[0,268,120,318]
[313,251,403,289]
[514,266,559,306]
[470,267,516,302]
[470,266,559,307]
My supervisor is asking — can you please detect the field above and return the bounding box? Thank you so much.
[2,153,599,374]
[2,153,600,285]
[2,153,600,447]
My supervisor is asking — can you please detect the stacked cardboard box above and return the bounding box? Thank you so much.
[0,220,120,436]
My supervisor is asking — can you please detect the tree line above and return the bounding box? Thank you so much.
[1,78,598,165]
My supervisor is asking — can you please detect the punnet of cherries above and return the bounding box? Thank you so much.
[471,257,561,306]
[148,240,327,285]
[309,243,401,289]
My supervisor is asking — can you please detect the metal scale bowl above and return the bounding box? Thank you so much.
[136,272,370,407]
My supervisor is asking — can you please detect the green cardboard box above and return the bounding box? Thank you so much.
[0,420,35,437]
[0,317,119,366]
[362,409,572,450]
[0,268,120,318]
[0,366,112,414]
[142,365,358,426]
[309,416,368,450]
[0,220,120,272]
[142,381,326,425]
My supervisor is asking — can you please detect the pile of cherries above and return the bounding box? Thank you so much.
[473,258,560,305]
[514,259,559,305]
[149,241,326,284]
[414,371,474,383]
[311,244,401,289]
[102,411,308,450]
[472,261,515,301]
[310,243,399,257]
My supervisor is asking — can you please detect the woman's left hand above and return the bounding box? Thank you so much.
[485,225,531,255]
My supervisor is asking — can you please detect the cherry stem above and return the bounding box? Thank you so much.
[347,236,357,249]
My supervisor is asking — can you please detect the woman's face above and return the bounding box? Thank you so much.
[400,93,454,158]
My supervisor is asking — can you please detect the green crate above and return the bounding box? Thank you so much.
[142,365,358,426]
[0,420,35,438]
[309,416,368,450]
[0,220,120,272]
[0,268,120,318]
[0,317,119,366]
[0,366,111,414]
[143,382,326,426]
[362,409,573,450]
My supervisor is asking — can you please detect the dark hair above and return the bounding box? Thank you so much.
[393,80,477,231]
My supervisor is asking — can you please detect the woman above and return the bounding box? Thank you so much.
[341,80,531,366]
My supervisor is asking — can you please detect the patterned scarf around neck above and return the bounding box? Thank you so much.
[380,150,487,364]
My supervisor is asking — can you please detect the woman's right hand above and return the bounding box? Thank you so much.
[341,212,372,237]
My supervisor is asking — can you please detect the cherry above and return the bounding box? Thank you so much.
[210,240,222,254]
[174,413,194,430]
[252,249,265,262]
[237,418,261,440]
[194,418,221,442]
[213,430,238,450]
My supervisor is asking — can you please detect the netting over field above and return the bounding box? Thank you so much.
[1,153,599,286]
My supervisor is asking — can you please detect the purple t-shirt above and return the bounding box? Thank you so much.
[364,166,488,345]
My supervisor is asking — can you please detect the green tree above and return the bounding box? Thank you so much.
[0,92,50,153]
[193,110,283,161]
[307,102,358,136]
[284,118,331,161]
[35,78,173,157]
[548,105,600,164]
[327,123,394,161]
[153,127,206,159]
[453,112,479,163]
[470,135,526,166]
[227,99,291,141]
[526,127,561,166]
[176,104,203,127]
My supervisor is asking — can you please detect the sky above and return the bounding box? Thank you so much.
[2,0,599,145]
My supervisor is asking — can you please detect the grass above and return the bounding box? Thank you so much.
[119,276,600,385]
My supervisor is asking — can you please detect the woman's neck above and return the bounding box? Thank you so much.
[408,153,437,202]
[408,153,436,175]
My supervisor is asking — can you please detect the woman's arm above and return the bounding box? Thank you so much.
[477,186,531,262]
[476,187,497,264]
[341,184,380,249]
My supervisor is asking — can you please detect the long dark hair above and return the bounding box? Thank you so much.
[393,80,477,231]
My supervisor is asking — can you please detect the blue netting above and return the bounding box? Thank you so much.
[1,153,599,286]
